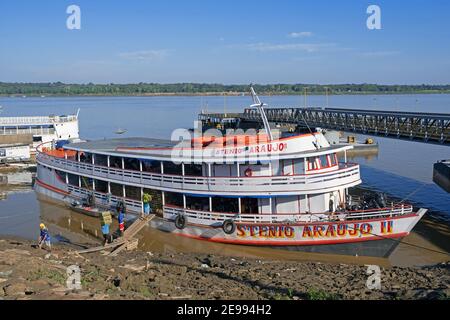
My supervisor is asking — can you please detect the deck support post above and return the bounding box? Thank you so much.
[209,197,212,212]
[238,198,241,214]
[269,197,273,214]
[140,187,144,212]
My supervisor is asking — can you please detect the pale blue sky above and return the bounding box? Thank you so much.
[0,0,449,84]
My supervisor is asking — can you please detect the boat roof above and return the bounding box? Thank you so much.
[63,135,352,163]
[65,137,178,152]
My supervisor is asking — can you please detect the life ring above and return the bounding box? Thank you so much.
[222,219,236,234]
[175,214,187,230]
[244,168,253,177]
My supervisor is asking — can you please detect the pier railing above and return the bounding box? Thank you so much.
[36,151,361,195]
[200,107,450,145]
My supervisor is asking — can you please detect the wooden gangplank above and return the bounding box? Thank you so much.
[77,214,155,255]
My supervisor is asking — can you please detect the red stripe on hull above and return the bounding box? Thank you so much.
[35,178,70,196]
[173,231,409,246]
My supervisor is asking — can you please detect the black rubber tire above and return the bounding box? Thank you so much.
[175,215,186,230]
[222,219,236,234]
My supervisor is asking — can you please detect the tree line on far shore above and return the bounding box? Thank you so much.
[1,82,449,96]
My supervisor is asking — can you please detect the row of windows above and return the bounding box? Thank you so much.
[63,170,249,213]
[307,154,338,171]
[67,151,338,177]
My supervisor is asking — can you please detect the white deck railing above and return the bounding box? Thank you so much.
[37,151,361,195]
[67,185,143,213]
[0,115,77,126]
[163,204,414,226]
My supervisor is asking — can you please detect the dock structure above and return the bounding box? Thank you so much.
[77,214,155,255]
[433,160,450,193]
[199,107,450,145]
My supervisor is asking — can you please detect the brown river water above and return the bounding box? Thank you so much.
[0,185,448,268]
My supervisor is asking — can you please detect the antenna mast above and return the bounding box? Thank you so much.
[250,86,273,141]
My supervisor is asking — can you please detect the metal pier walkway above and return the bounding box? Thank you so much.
[199,107,450,145]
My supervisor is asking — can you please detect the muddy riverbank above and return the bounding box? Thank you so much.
[0,238,448,300]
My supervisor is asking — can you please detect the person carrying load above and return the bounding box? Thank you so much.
[101,211,113,245]
[142,193,152,218]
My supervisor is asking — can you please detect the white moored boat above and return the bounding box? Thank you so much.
[34,89,426,257]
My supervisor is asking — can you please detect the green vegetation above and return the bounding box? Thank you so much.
[28,268,66,286]
[305,288,341,300]
[1,82,450,96]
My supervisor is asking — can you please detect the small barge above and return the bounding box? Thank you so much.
[34,89,426,257]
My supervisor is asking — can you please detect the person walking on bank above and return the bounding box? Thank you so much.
[118,209,125,236]
[101,221,111,246]
[38,223,51,251]
[101,210,113,246]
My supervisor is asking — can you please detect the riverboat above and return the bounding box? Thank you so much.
[34,89,426,257]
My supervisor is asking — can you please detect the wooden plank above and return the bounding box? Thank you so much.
[79,214,155,255]
[77,239,125,254]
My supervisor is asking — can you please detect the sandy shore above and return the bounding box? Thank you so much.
[0,238,448,300]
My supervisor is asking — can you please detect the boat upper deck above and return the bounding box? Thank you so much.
[0,114,78,126]
[62,133,353,163]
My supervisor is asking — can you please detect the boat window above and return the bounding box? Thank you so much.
[94,154,108,167]
[80,176,93,190]
[241,198,258,214]
[329,153,338,166]
[109,156,123,169]
[94,179,108,193]
[186,196,210,211]
[68,173,79,186]
[110,182,123,197]
[142,159,161,174]
[124,157,140,171]
[55,170,66,182]
[212,197,239,213]
[272,161,283,176]
[125,185,141,201]
[319,155,329,168]
[163,161,183,175]
[79,152,92,164]
[184,163,203,176]
[165,192,183,207]
[307,157,319,170]
[294,159,305,174]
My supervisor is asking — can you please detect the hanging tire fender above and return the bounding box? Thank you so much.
[174,214,187,230]
[222,219,236,235]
